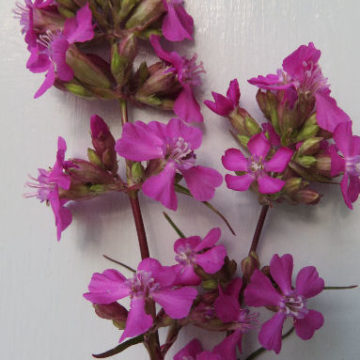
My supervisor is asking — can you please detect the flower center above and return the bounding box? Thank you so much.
[128,270,160,297]
[167,137,196,170]
[249,156,264,175]
[345,155,360,177]
[280,294,308,319]
[298,61,329,94]
[177,55,205,87]
[175,244,195,265]
[25,169,55,202]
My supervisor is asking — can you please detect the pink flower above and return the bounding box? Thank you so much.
[84,258,197,342]
[161,0,194,42]
[150,35,204,123]
[26,4,94,98]
[248,42,351,132]
[172,228,226,285]
[213,278,255,358]
[222,133,293,194]
[25,137,72,240]
[14,0,56,47]
[115,118,222,210]
[204,79,240,116]
[174,339,222,360]
[329,122,360,209]
[244,254,324,354]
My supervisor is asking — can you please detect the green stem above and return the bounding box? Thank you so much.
[163,212,185,238]
[245,327,294,360]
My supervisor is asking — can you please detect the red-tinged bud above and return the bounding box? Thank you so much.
[94,303,128,329]
[296,113,319,142]
[241,251,260,282]
[315,153,331,174]
[117,0,142,23]
[294,189,321,205]
[68,159,115,184]
[66,46,112,90]
[297,137,323,156]
[296,92,316,127]
[229,108,261,137]
[283,177,304,195]
[125,0,165,31]
[294,155,317,168]
[90,115,118,174]
[256,90,280,132]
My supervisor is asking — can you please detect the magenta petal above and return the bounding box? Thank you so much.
[213,330,242,359]
[248,73,292,91]
[244,269,282,307]
[26,47,51,73]
[174,87,203,123]
[204,92,233,116]
[247,133,270,158]
[225,278,243,298]
[119,297,153,342]
[83,269,130,304]
[270,254,293,296]
[182,166,222,202]
[295,266,324,299]
[173,264,201,286]
[340,172,352,209]
[34,63,56,98]
[195,245,226,274]
[222,148,249,172]
[162,1,194,42]
[348,175,360,203]
[152,287,197,319]
[51,37,73,81]
[63,4,94,44]
[175,236,201,253]
[48,192,71,241]
[315,92,351,132]
[264,147,293,173]
[258,312,286,354]
[142,162,177,210]
[226,79,240,105]
[294,310,324,340]
[225,174,254,191]
[174,339,203,360]
[257,174,285,194]
[115,121,164,161]
[329,145,345,177]
[166,118,202,150]
[214,291,240,323]
[195,227,221,251]
[149,35,173,63]
[333,122,353,157]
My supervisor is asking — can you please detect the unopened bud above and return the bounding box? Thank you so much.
[130,162,145,184]
[87,148,103,168]
[283,177,303,194]
[202,279,218,291]
[64,82,93,98]
[297,137,323,156]
[241,251,260,282]
[66,46,111,89]
[126,0,164,30]
[68,159,114,184]
[315,154,331,173]
[58,6,75,18]
[295,155,317,168]
[294,189,321,205]
[256,90,280,132]
[296,113,319,142]
[94,303,128,329]
[117,0,142,23]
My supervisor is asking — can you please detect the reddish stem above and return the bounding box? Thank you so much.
[248,205,269,255]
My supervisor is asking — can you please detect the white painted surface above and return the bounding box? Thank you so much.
[1,0,359,359]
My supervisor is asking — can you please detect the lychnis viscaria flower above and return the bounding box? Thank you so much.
[329,122,360,209]
[174,339,222,360]
[222,133,293,194]
[115,118,222,210]
[172,228,226,285]
[204,79,240,116]
[161,0,194,42]
[26,4,94,98]
[150,35,204,123]
[25,136,72,240]
[84,258,197,342]
[245,254,324,354]
[248,42,350,132]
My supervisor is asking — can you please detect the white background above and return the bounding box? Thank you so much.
[1,0,360,359]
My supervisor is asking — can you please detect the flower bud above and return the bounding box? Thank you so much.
[229,108,261,137]
[66,46,112,90]
[241,251,260,282]
[117,0,142,23]
[296,113,319,142]
[294,189,321,205]
[68,159,115,184]
[297,137,323,156]
[315,153,331,173]
[87,148,103,167]
[201,279,218,291]
[130,162,145,185]
[64,82,93,98]
[295,155,317,168]
[283,177,303,194]
[94,303,128,329]
[256,90,280,132]
[125,0,165,30]
[90,115,118,174]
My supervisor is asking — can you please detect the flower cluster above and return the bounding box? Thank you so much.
[206,42,360,208]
